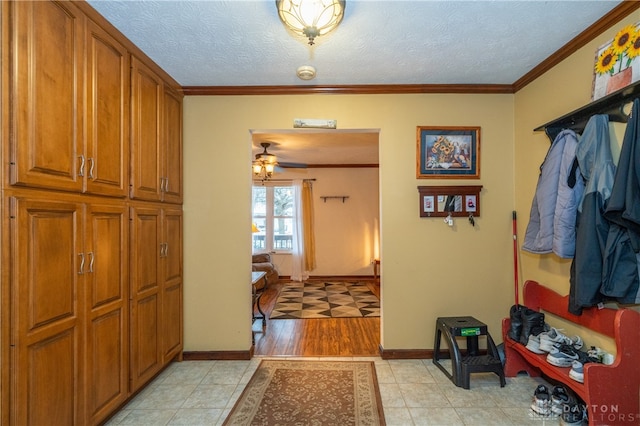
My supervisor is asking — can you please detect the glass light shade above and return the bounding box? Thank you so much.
[258,152,277,164]
[264,163,275,174]
[253,162,263,175]
[276,0,345,45]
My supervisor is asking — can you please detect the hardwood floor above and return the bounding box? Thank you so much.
[252,279,381,357]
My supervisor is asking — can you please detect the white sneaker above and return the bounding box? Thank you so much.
[546,345,580,367]
[531,385,552,416]
[569,360,584,383]
[539,328,583,352]
[525,334,545,354]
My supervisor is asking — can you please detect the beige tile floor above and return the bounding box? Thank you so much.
[105,357,555,425]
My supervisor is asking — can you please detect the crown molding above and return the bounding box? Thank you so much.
[182,84,514,96]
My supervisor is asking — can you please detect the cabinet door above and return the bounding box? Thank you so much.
[85,204,129,424]
[162,208,183,362]
[10,198,83,425]
[9,0,84,192]
[162,87,183,204]
[130,58,163,202]
[85,20,129,197]
[129,206,162,391]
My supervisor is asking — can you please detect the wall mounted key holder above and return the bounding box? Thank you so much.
[417,185,483,220]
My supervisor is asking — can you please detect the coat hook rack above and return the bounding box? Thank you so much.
[534,80,640,142]
[320,196,349,203]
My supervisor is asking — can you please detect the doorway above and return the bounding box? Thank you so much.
[250,128,381,356]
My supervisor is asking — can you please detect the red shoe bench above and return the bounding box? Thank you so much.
[502,280,639,426]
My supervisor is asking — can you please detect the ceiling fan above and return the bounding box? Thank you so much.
[255,142,307,169]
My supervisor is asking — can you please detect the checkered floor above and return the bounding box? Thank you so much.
[269,282,381,319]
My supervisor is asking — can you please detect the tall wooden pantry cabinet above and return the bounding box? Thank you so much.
[0,1,184,425]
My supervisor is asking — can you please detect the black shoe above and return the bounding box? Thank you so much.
[520,308,545,346]
[507,304,524,342]
[530,384,551,416]
[560,397,585,425]
[551,386,571,417]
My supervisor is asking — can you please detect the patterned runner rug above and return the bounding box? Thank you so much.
[269,281,380,319]
[223,360,386,425]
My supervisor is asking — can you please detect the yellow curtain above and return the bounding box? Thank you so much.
[302,180,316,271]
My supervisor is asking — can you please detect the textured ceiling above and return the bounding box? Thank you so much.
[87,0,621,87]
[86,0,622,166]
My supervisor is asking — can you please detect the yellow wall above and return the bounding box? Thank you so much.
[183,94,515,351]
[184,7,640,352]
[514,11,640,351]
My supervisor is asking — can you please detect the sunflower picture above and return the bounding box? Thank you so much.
[417,126,480,179]
[593,22,640,101]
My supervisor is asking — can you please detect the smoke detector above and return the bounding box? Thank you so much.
[296,65,316,80]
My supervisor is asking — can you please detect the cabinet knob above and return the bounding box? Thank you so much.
[78,253,85,274]
[78,155,85,177]
[88,252,94,273]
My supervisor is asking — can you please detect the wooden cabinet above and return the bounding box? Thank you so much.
[161,208,184,362]
[84,203,129,424]
[8,195,128,426]
[130,58,163,202]
[131,58,183,203]
[2,1,183,424]
[7,1,129,197]
[8,0,85,193]
[9,197,82,426]
[163,87,184,204]
[129,205,183,391]
[130,56,182,203]
[84,20,130,197]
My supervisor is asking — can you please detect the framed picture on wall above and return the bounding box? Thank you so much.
[592,22,640,101]
[416,126,480,179]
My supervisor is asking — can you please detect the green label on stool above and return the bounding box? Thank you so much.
[461,327,480,336]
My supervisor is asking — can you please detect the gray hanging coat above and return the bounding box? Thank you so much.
[602,99,640,304]
[569,115,616,315]
[522,129,583,258]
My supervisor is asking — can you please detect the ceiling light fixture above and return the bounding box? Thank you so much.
[253,143,278,181]
[276,0,345,46]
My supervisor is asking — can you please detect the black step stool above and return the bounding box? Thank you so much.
[433,316,505,389]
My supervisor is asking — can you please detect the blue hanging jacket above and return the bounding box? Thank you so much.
[569,115,616,314]
[522,129,583,258]
[602,99,640,304]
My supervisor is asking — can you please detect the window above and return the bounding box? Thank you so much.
[252,184,295,253]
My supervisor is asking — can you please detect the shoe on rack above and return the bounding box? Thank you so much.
[507,304,524,342]
[525,334,545,354]
[587,346,605,363]
[547,344,580,367]
[569,360,586,383]
[560,397,586,425]
[569,350,601,383]
[530,384,551,416]
[539,328,583,353]
[519,309,546,346]
[551,386,571,417]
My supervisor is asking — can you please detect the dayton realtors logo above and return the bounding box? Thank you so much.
[589,405,639,424]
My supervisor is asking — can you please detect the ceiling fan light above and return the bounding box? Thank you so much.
[253,142,279,181]
[276,0,345,45]
[265,163,275,174]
